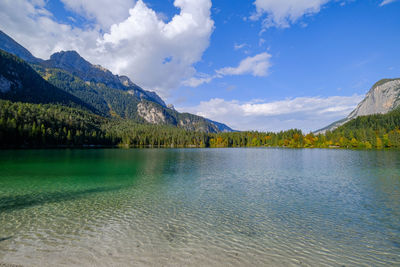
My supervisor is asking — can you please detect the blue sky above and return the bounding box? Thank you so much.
[0,0,399,131]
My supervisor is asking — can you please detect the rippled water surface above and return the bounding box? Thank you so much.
[0,148,399,266]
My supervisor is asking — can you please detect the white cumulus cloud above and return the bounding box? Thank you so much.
[251,0,330,28]
[96,0,214,97]
[0,0,101,59]
[217,52,272,77]
[60,0,133,28]
[178,95,363,132]
[184,52,272,87]
[0,0,214,98]
[182,73,215,87]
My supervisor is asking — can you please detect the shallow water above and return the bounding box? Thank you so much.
[0,148,399,266]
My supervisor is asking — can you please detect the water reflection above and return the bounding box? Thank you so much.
[0,148,399,266]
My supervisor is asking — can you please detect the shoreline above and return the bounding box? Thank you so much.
[0,145,397,151]
[0,263,23,267]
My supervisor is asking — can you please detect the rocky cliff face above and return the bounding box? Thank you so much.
[137,102,168,124]
[136,101,230,133]
[316,78,400,133]
[347,79,400,119]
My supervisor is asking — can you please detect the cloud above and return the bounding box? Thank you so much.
[234,43,247,50]
[380,0,398,6]
[60,0,133,28]
[251,0,330,28]
[182,73,215,87]
[177,95,363,132]
[0,0,100,59]
[217,52,271,76]
[96,0,214,97]
[0,0,214,98]
[184,52,272,87]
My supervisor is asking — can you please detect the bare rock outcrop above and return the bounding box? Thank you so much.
[316,78,400,133]
[137,102,167,124]
[347,79,400,119]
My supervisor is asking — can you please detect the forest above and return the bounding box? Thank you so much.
[1,99,400,149]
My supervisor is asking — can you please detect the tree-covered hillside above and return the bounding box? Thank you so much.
[1,99,399,149]
[0,32,233,133]
[31,63,229,133]
[325,107,400,149]
[1,34,399,149]
[32,65,142,119]
[0,50,96,113]
[0,100,111,147]
[0,100,209,148]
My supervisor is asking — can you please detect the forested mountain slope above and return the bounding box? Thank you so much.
[0,50,96,112]
[1,99,399,149]
[0,30,233,133]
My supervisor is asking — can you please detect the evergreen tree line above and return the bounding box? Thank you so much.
[32,65,224,132]
[1,100,400,149]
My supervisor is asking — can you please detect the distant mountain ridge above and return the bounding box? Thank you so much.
[0,30,233,133]
[0,30,42,64]
[347,79,400,119]
[42,50,167,107]
[0,49,94,112]
[316,78,400,133]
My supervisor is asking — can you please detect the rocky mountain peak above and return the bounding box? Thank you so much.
[49,50,90,70]
[347,78,400,120]
[46,50,167,107]
[315,78,400,133]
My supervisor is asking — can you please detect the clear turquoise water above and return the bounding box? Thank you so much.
[0,148,399,266]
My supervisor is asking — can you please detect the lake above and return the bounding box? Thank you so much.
[0,148,399,266]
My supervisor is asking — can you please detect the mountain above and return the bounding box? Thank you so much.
[33,60,228,132]
[0,49,96,112]
[347,79,400,119]
[206,119,236,133]
[42,50,167,107]
[0,30,42,64]
[0,30,233,133]
[316,78,400,133]
[39,51,233,133]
